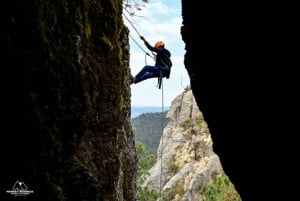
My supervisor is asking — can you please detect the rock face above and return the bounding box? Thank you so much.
[181,1,265,200]
[143,89,225,200]
[1,0,266,200]
[1,1,136,201]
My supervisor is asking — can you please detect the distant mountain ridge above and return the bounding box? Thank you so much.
[131,106,170,118]
[131,111,168,155]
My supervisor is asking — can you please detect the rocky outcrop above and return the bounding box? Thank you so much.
[142,89,228,200]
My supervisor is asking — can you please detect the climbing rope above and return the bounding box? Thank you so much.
[123,12,166,199]
[128,34,153,59]
[122,12,142,37]
[159,79,164,200]
[123,13,155,59]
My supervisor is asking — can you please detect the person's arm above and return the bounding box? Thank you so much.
[140,36,157,52]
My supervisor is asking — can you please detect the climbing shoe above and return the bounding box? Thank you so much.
[130,74,135,84]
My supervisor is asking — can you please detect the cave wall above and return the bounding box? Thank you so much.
[180,1,269,200]
[1,0,136,201]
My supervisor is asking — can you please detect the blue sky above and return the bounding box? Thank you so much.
[123,0,190,107]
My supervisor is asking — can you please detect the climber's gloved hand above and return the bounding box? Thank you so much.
[140,36,145,41]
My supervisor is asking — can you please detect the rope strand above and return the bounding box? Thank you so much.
[123,13,154,59]
[123,12,142,36]
[124,9,165,200]
[128,34,152,57]
[159,79,164,200]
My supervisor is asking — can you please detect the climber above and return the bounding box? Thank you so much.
[130,36,172,84]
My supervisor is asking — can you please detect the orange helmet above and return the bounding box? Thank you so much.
[154,41,165,48]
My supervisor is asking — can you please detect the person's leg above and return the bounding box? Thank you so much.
[134,65,160,83]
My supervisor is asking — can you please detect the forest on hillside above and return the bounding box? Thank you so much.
[131,111,168,155]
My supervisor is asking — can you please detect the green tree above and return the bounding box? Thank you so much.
[136,141,155,183]
[199,172,242,201]
[135,141,159,201]
[132,112,168,155]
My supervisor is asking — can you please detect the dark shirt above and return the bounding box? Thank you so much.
[144,41,172,77]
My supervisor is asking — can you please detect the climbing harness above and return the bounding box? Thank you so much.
[157,70,163,89]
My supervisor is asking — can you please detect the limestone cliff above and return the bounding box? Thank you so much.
[142,89,241,201]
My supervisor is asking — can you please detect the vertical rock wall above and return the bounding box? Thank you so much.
[1,0,136,201]
[181,1,268,200]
